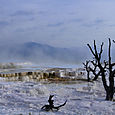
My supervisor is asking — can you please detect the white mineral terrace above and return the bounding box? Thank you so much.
[0,68,86,81]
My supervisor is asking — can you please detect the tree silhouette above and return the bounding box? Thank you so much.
[87,38,115,101]
[83,60,103,81]
[41,95,67,111]
[83,61,90,82]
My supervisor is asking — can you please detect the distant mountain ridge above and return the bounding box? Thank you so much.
[0,42,89,64]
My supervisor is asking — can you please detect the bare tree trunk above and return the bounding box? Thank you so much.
[83,61,90,82]
[107,38,114,100]
[87,71,90,82]
[87,39,115,101]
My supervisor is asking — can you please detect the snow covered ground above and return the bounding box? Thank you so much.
[0,77,114,115]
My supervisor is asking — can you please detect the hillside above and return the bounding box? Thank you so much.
[0,42,88,64]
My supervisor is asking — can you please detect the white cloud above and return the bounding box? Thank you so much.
[0,0,115,47]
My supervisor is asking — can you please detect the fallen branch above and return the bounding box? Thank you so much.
[41,95,67,111]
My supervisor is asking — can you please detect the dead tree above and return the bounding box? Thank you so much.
[83,60,102,81]
[41,95,67,111]
[83,61,90,82]
[87,38,115,101]
[89,60,107,81]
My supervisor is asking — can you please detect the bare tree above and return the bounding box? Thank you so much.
[90,59,108,81]
[83,61,90,82]
[83,59,102,81]
[87,38,115,101]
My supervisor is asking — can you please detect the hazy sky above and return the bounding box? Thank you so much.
[0,0,115,48]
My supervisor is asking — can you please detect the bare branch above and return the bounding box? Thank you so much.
[113,40,115,43]
[94,40,98,57]
[111,63,115,67]
[99,42,104,59]
[108,38,112,68]
[41,95,67,111]
[87,44,95,56]
[103,60,108,69]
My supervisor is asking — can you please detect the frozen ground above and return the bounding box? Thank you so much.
[0,77,115,115]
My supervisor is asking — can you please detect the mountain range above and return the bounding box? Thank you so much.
[0,42,89,64]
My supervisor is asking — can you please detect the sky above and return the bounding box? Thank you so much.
[0,0,115,48]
